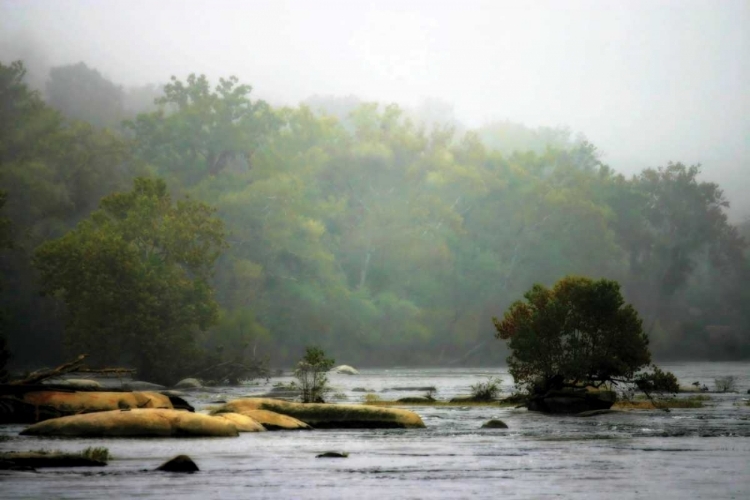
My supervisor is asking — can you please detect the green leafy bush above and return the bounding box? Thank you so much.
[294,346,335,403]
[470,378,502,401]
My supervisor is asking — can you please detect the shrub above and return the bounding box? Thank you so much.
[294,346,335,403]
[470,377,502,401]
[363,393,382,404]
[714,376,737,393]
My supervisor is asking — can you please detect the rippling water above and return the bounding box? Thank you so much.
[1,362,749,499]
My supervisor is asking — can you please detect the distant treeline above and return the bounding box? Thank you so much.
[1,60,748,371]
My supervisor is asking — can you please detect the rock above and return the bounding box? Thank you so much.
[576,409,620,417]
[43,379,102,390]
[527,389,616,414]
[174,378,202,389]
[216,398,426,429]
[4,391,173,423]
[316,451,349,458]
[397,397,434,403]
[122,381,167,391]
[156,455,199,473]
[160,393,195,412]
[387,386,437,392]
[212,412,266,432]
[449,396,478,403]
[0,451,106,468]
[351,387,374,392]
[332,365,359,375]
[21,408,239,437]
[481,419,508,429]
[220,409,311,431]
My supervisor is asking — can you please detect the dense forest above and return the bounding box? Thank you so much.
[1,60,748,381]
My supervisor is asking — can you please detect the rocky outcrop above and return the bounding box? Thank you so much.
[21,408,239,437]
[215,398,426,429]
[156,455,199,472]
[316,451,348,458]
[212,412,266,432]
[527,389,616,414]
[332,365,359,375]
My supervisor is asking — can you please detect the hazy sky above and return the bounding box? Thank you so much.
[2,0,748,217]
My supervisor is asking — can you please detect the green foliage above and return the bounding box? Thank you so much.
[46,62,125,127]
[469,377,502,401]
[33,177,227,384]
[294,346,335,403]
[494,276,652,394]
[81,447,111,462]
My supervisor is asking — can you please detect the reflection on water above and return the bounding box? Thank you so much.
[1,362,749,499]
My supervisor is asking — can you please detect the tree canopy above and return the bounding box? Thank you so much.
[33,177,227,384]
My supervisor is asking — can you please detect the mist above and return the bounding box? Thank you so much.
[2,0,748,215]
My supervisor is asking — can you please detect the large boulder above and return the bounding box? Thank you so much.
[216,398,426,429]
[481,419,509,429]
[332,365,359,375]
[527,389,616,414]
[212,412,266,432]
[21,408,239,437]
[0,391,174,423]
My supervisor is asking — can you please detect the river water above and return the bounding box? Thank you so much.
[1,362,749,499]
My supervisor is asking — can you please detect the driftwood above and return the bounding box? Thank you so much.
[9,354,88,385]
[8,354,136,386]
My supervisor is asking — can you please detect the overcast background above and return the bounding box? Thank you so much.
[1,0,748,218]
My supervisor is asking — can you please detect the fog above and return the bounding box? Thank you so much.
[2,0,748,216]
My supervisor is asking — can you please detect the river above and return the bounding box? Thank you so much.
[1,362,749,499]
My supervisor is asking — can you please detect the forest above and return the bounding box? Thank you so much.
[1,60,749,382]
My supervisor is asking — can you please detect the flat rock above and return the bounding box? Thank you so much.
[316,451,349,458]
[212,412,266,432]
[576,409,620,417]
[122,381,167,391]
[220,409,311,431]
[387,386,437,392]
[21,408,239,437]
[216,398,426,429]
[10,391,173,423]
[43,379,102,390]
[156,455,199,472]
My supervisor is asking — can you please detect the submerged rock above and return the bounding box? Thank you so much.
[21,408,239,437]
[576,409,620,417]
[215,398,426,429]
[332,365,359,375]
[481,419,508,429]
[0,451,106,468]
[397,397,434,403]
[174,378,202,390]
[156,455,199,472]
[316,451,349,458]
[387,386,437,392]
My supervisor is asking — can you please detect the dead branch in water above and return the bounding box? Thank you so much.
[9,354,88,385]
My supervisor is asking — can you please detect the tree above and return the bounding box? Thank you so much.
[46,62,125,127]
[493,276,652,395]
[294,346,335,403]
[33,177,227,384]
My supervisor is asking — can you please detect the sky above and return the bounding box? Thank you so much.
[1,0,748,217]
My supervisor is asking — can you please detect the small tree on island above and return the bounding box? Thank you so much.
[493,276,677,409]
[294,346,335,403]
